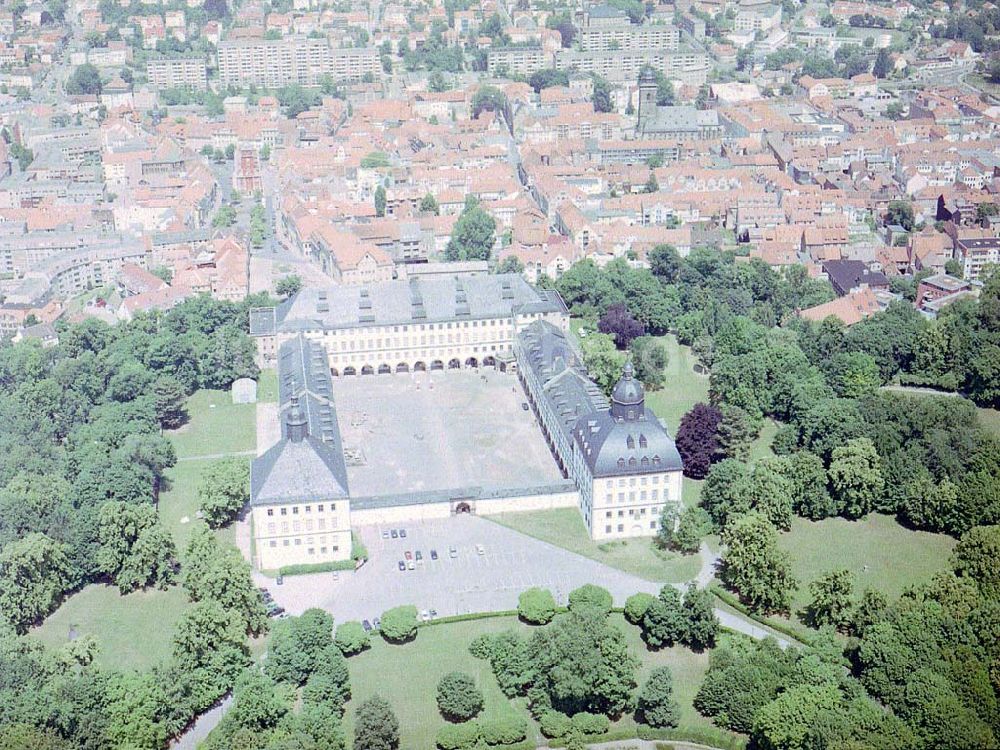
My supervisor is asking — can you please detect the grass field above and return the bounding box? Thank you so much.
[31,584,191,671]
[341,614,736,749]
[257,369,278,403]
[978,407,1000,437]
[487,508,701,584]
[778,514,957,613]
[644,335,710,431]
[166,388,257,459]
[158,458,240,549]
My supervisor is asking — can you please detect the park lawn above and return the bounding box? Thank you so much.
[257,368,279,403]
[31,584,191,672]
[778,513,957,614]
[644,335,709,431]
[487,508,701,584]
[166,389,257,459]
[749,419,779,463]
[978,407,1000,437]
[157,458,242,550]
[341,618,538,749]
[341,614,737,749]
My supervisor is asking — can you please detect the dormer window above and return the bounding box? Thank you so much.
[639,434,647,449]
[617,458,626,469]
[626,435,635,449]
[641,456,649,467]
[628,457,637,468]
[653,455,661,465]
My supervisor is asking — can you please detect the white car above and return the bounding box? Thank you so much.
[475,544,485,555]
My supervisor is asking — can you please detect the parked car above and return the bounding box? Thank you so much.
[420,609,430,621]
[415,550,423,561]
[276,574,284,585]
[407,560,415,570]
[382,530,390,539]
[476,544,485,555]
[449,546,458,558]
[362,619,372,632]
[397,560,405,571]
[521,402,529,411]
[404,550,413,561]
[373,618,381,630]
[429,609,438,618]
[430,549,438,561]
[399,529,407,538]
[390,529,398,539]
[267,605,285,617]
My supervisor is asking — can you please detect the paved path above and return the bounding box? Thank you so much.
[170,695,232,750]
[259,515,789,647]
[177,450,256,462]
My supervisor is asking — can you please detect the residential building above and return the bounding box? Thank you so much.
[146,56,208,90]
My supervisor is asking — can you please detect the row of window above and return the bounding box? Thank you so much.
[601,489,661,504]
[265,503,335,517]
[266,517,335,534]
[266,536,340,553]
[605,521,658,534]
[605,507,654,518]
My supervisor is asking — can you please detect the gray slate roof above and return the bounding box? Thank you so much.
[268,273,566,333]
[250,336,349,506]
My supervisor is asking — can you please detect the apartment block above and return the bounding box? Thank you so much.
[218,36,379,88]
[577,24,680,52]
[487,46,550,77]
[146,56,208,90]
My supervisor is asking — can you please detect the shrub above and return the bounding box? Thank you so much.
[436,720,481,750]
[469,633,494,660]
[481,716,528,745]
[624,592,656,624]
[436,671,484,722]
[518,587,557,624]
[567,584,613,615]
[571,711,610,736]
[334,620,370,655]
[539,711,572,739]
[380,605,418,644]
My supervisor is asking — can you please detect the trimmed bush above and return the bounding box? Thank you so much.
[624,592,656,624]
[571,711,610,736]
[518,587,557,625]
[469,633,494,660]
[481,716,528,745]
[436,671,484,722]
[539,711,572,739]
[567,584,613,615]
[380,604,418,644]
[334,620,370,655]
[436,720,481,750]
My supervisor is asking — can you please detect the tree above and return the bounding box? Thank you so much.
[528,68,569,93]
[278,84,316,118]
[641,586,687,648]
[716,404,756,461]
[0,533,73,633]
[592,75,612,112]
[649,243,682,282]
[380,604,418,643]
[173,600,251,706]
[419,193,439,215]
[804,569,855,630]
[720,512,797,614]
[950,525,1000,598]
[518,587,557,624]
[335,620,371,655]
[97,501,176,593]
[354,695,399,750]
[546,12,577,47]
[580,333,627,396]
[65,63,102,95]
[265,608,334,685]
[636,666,680,728]
[624,592,656,624]
[568,583,613,615]
[274,275,302,299]
[885,200,915,231]
[445,200,495,261]
[598,302,644,349]
[828,438,884,519]
[682,583,719,650]
[827,351,881,398]
[471,85,507,119]
[700,458,751,528]
[436,671,484,722]
[751,684,842,750]
[197,458,250,529]
[873,47,892,78]
[374,185,386,217]
[784,450,835,520]
[644,171,659,194]
[630,336,667,389]
[668,506,712,554]
[497,255,524,275]
[675,403,722,479]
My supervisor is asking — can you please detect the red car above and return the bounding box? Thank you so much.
[404,550,413,561]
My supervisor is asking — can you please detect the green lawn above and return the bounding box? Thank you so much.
[749,419,779,462]
[644,335,710,432]
[31,584,191,672]
[341,614,739,749]
[486,508,701,584]
[978,407,1000,437]
[257,368,278,403]
[166,389,257,459]
[778,514,957,613]
[158,458,236,550]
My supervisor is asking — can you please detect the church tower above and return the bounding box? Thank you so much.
[637,67,658,134]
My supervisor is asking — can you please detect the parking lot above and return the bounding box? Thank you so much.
[261,514,662,624]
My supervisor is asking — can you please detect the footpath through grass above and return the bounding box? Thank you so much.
[31,584,191,672]
[487,508,701,584]
[644,334,710,431]
[342,614,739,749]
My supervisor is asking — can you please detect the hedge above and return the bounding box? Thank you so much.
[709,585,811,646]
[436,720,480,750]
[547,725,746,750]
[275,559,356,576]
